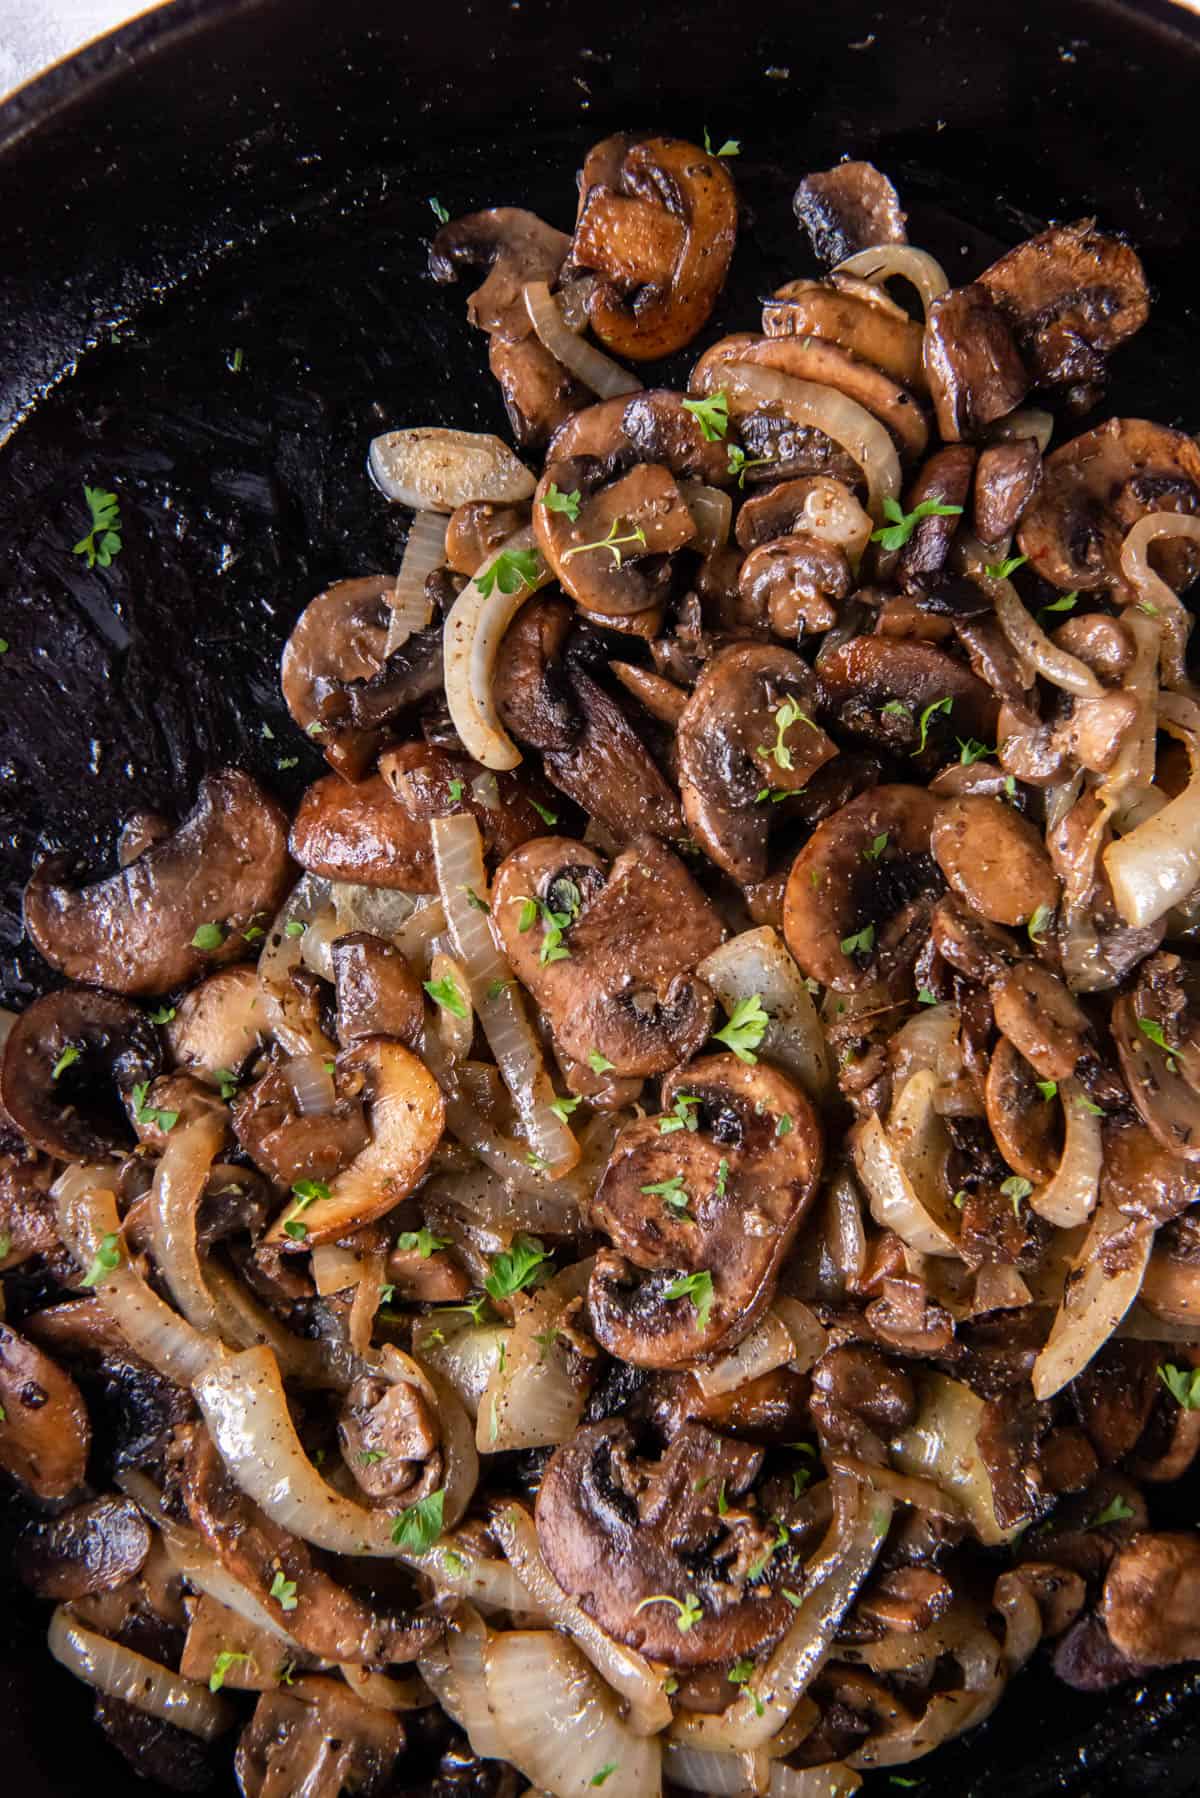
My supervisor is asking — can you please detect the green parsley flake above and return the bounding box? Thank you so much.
[484,1234,549,1301]
[1027,903,1054,945]
[269,1571,298,1611]
[73,484,123,569]
[1089,1494,1135,1530]
[633,1591,702,1633]
[549,1094,582,1123]
[681,390,729,441]
[541,483,581,522]
[191,922,225,951]
[659,1093,700,1135]
[209,1650,252,1692]
[663,1268,714,1331]
[476,546,542,598]
[588,1050,615,1075]
[1159,1362,1200,1409]
[51,1046,80,1081]
[429,197,450,224]
[701,129,740,156]
[713,992,769,1063]
[840,924,876,957]
[561,517,647,570]
[396,1227,451,1258]
[984,552,1028,580]
[757,695,817,771]
[424,974,468,1018]
[529,798,558,826]
[912,695,953,756]
[590,1764,618,1787]
[391,1487,445,1553]
[870,495,962,552]
[862,832,889,861]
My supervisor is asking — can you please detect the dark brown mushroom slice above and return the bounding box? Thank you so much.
[290,772,435,892]
[973,439,1043,544]
[1111,979,1200,1163]
[895,445,976,590]
[534,458,696,617]
[24,1299,193,1475]
[384,1238,470,1303]
[444,501,532,577]
[1052,1612,1143,1692]
[609,661,688,727]
[332,932,423,1048]
[0,1322,90,1500]
[985,1036,1063,1185]
[857,1565,954,1635]
[978,222,1150,389]
[491,835,721,1077]
[492,591,578,752]
[1,988,161,1160]
[815,635,1000,762]
[676,643,838,884]
[24,771,291,997]
[782,784,944,992]
[378,740,548,861]
[1017,417,1200,596]
[183,1427,435,1665]
[541,667,682,845]
[91,1696,217,1794]
[429,207,571,341]
[1140,1211,1200,1325]
[573,137,738,361]
[740,335,929,461]
[923,284,1029,442]
[338,1372,443,1504]
[762,276,925,391]
[232,1058,370,1189]
[236,1678,406,1798]
[991,963,1088,1084]
[931,795,1060,928]
[1102,1532,1200,1667]
[738,534,854,639]
[736,475,862,551]
[793,161,908,265]
[621,389,733,486]
[544,393,636,466]
[810,1345,917,1453]
[487,334,590,451]
[587,1054,822,1367]
[643,1365,812,1444]
[18,1495,152,1600]
[128,1072,228,1156]
[535,1419,805,1667]
[0,1154,58,1270]
[1100,1121,1200,1228]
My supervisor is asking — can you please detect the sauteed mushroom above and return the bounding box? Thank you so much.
[978,222,1150,389]
[0,1323,90,1499]
[1,988,161,1160]
[793,161,907,264]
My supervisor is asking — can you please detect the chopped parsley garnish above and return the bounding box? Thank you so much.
[917,988,937,1006]
[862,832,889,862]
[396,1227,451,1258]
[517,886,580,966]
[659,1093,700,1135]
[462,884,489,913]
[269,1571,298,1611]
[882,699,911,719]
[208,1650,252,1692]
[775,1113,793,1138]
[147,1004,176,1024]
[529,798,558,826]
[590,1764,618,1787]
[984,552,1028,580]
[747,1517,790,1581]
[0,1232,10,1261]
[758,695,817,770]
[588,1050,615,1074]
[1089,1494,1135,1530]
[840,924,876,957]
[428,197,450,224]
[702,129,740,156]
[561,517,647,569]
[912,695,953,756]
[1160,1362,1200,1409]
[359,1450,386,1466]
[484,1233,549,1301]
[191,922,225,951]
[81,1232,122,1288]
[448,778,464,804]
[715,1158,730,1197]
[727,443,772,486]
[642,1174,691,1217]
[1036,1080,1058,1101]
[633,1591,703,1633]
[713,992,769,1063]
[213,1068,239,1101]
[1027,903,1054,945]
[73,485,123,569]
[663,1268,715,1331]
[391,1487,445,1553]
[1076,1095,1105,1116]
[681,390,729,441]
[284,919,306,939]
[542,483,582,522]
[958,737,993,765]
[476,546,542,597]
[870,495,962,552]
[726,1658,764,1715]
[1138,1015,1178,1071]
[131,1080,178,1133]
[549,1094,582,1123]
[51,1046,80,1081]
[1037,589,1079,629]
[754,785,791,804]
[1001,1175,1033,1217]
[424,974,468,1018]
[282,1178,329,1241]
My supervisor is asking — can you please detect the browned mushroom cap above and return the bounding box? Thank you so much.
[429,207,570,340]
[0,1323,89,1499]
[332,932,423,1048]
[1100,1121,1200,1227]
[762,277,925,391]
[533,458,696,617]
[793,161,907,264]
[587,1053,822,1367]
[729,336,929,461]
[978,222,1150,389]
[488,334,590,451]
[931,795,1060,928]
[735,475,861,551]
[17,1495,151,1600]
[1051,614,1135,682]
[444,500,531,577]
[184,1426,436,1664]
[378,740,547,860]
[816,636,1000,761]
[491,591,577,752]
[1102,1533,1200,1667]
[338,1372,443,1504]
[973,439,1043,544]
[1004,1561,1087,1640]
[280,577,442,780]
[0,1155,57,1270]
[1111,969,1200,1163]
[541,667,682,845]
[985,1035,1063,1184]
[621,389,734,485]
[491,835,721,1077]
[676,644,838,883]
[895,445,976,590]
[738,535,853,639]
[1018,418,1200,595]
[236,1678,405,1798]
[1140,1211,1200,1325]
[923,284,1029,442]
[991,963,1086,1083]
[24,771,291,997]
[1,988,161,1160]
[290,772,435,891]
[535,1419,806,1666]
[233,1059,370,1189]
[165,966,265,1082]
[573,137,737,361]
[783,784,944,992]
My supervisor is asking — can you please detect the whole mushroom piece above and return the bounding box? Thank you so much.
[978,221,1150,391]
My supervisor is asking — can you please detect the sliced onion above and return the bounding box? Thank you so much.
[478,1262,592,1453]
[338,1664,431,1711]
[852,1075,959,1256]
[428,949,474,1061]
[829,1452,963,1523]
[891,1373,1012,1545]
[698,928,833,1101]
[258,874,337,1058]
[1031,1199,1154,1401]
[418,1604,508,1760]
[147,1111,225,1336]
[203,1258,348,1389]
[979,569,1103,698]
[787,474,873,572]
[311,1243,363,1296]
[832,244,950,317]
[484,1628,663,1798]
[368,427,536,511]
[152,1511,304,1649]
[989,405,1055,454]
[1032,1077,1102,1227]
[348,1251,386,1358]
[705,364,900,522]
[1120,512,1200,691]
[444,525,555,769]
[331,882,422,938]
[284,1051,337,1117]
[431,812,580,1174]
[490,1501,671,1736]
[413,1317,508,1420]
[386,511,443,656]
[523,280,642,399]
[664,1741,771,1794]
[49,1606,232,1740]
[679,480,733,555]
[420,1018,578,1196]
[824,1169,868,1293]
[1106,690,1200,926]
[1097,609,1161,812]
[769,1766,862,1798]
[694,1300,826,1398]
[53,1166,214,1387]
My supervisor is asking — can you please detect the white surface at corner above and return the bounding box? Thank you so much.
[0,0,170,102]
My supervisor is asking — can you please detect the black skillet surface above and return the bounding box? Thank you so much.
[4,0,1200,1790]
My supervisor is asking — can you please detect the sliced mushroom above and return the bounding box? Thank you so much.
[621,389,733,486]
[738,534,854,639]
[491,835,721,1077]
[1051,614,1134,682]
[973,439,1043,545]
[782,785,944,991]
[1102,1532,1200,1667]
[931,795,1060,928]
[762,276,925,391]
[339,1371,443,1504]
[978,222,1150,389]
[232,1059,370,1189]
[429,207,570,340]
[332,933,423,1048]
[895,445,976,590]
[535,1419,806,1665]
[1017,418,1200,595]
[533,458,695,617]
[793,162,907,265]
[491,592,577,752]
[573,137,738,360]
[25,1299,193,1475]
[541,668,682,844]
[378,741,547,861]
[991,963,1088,1083]
[1111,975,1200,1162]
[735,474,869,553]
[166,967,265,1083]
[816,636,1000,762]
[0,1154,58,1270]
[18,1496,151,1600]
[1140,1210,1200,1325]
[290,773,435,892]
[1,988,161,1160]
[488,334,590,452]
[0,1323,90,1499]
[725,336,928,460]
[677,643,838,882]
[985,1036,1062,1185]
[445,501,532,577]
[923,284,1029,442]
[1100,1121,1200,1227]
[236,1679,405,1798]
[24,771,291,996]
[588,1053,822,1366]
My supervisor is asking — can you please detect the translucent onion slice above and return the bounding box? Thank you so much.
[832,244,950,317]
[385,511,443,657]
[338,1664,430,1712]
[891,1374,1013,1545]
[331,882,423,938]
[477,1262,592,1454]
[1098,608,1161,812]
[678,480,734,555]
[698,928,833,1101]
[53,1167,214,1387]
[523,280,642,399]
[284,1051,336,1117]
[48,1606,232,1740]
[702,364,900,522]
[979,568,1102,698]
[257,874,337,1058]
[150,1509,304,1650]
[147,1111,225,1336]
[444,525,555,769]
[693,1300,826,1399]
[414,1317,509,1420]
[418,1604,508,1760]
[490,1501,671,1737]
[852,1075,960,1257]
[1031,1199,1154,1401]
[664,1741,771,1794]
[431,813,579,1174]
[1105,690,1200,927]
[768,1765,863,1798]
[204,1258,348,1389]
[988,405,1055,454]
[429,949,475,1061]
[1120,512,1200,691]
[1031,1077,1103,1228]
[311,1243,363,1296]
[368,427,536,511]
[484,1629,663,1798]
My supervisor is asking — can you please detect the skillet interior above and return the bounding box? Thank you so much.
[3,0,1200,1789]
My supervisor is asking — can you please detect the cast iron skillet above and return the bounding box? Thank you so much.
[3,0,1200,1790]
